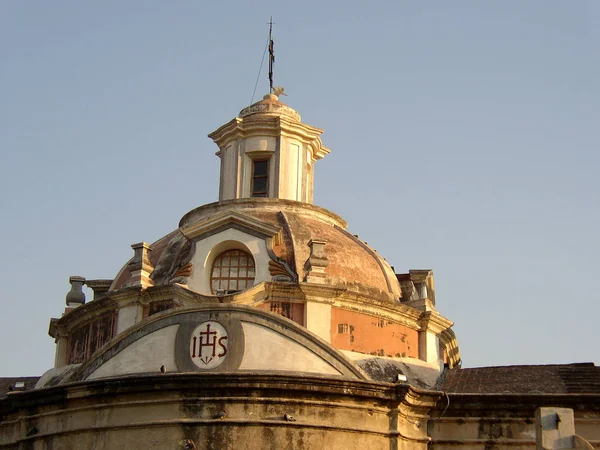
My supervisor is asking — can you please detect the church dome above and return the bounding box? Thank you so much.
[47,90,459,390]
[109,199,401,300]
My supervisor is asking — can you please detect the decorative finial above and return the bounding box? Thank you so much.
[272,86,287,96]
[66,276,86,307]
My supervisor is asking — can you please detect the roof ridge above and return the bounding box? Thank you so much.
[459,362,596,370]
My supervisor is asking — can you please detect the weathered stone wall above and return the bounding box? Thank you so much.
[427,394,600,449]
[0,375,440,450]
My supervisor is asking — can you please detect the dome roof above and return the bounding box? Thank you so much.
[238,94,301,122]
[110,199,401,300]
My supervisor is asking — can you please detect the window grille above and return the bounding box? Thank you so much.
[211,249,255,294]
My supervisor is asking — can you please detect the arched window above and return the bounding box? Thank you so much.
[210,249,256,294]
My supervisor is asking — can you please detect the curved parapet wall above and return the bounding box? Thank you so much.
[0,374,441,450]
[61,304,366,383]
[5,371,599,449]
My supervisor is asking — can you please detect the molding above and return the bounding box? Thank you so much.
[439,328,461,367]
[181,210,281,241]
[245,149,275,158]
[181,209,298,283]
[299,283,423,331]
[395,385,444,442]
[49,285,220,338]
[70,304,368,382]
[419,311,454,335]
[179,198,347,230]
[208,116,329,160]
[49,295,122,338]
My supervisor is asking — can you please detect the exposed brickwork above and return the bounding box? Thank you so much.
[257,301,305,326]
[330,308,418,358]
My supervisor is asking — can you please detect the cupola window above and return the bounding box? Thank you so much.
[251,160,269,197]
[210,249,256,294]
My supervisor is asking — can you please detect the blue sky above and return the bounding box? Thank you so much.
[1,1,598,376]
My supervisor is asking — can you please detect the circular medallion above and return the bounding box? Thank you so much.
[189,321,228,369]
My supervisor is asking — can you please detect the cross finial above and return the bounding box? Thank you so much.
[268,17,275,94]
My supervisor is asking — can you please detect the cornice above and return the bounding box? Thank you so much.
[48,284,222,338]
[180,210,281,241]
[49,293,123,338]
[296,283,424,330]
[393,385,444,443]
[439,328,461,367]
[179,198,347,230]
[205,281,425,332]
[208,116,329,159]
[419,311,454,334]
[399,385,443,419]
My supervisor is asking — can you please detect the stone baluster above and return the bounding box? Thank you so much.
[65,276,86,308]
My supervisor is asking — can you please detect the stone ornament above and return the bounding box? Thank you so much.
[189,321,228,370]
[65,276,86,306]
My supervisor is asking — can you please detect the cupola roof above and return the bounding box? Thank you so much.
[238,94,301,122]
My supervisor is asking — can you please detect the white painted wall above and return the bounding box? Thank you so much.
[216,127,314,203]
[54,337,67,368]
[239,322,340,375]
[117,305,141,334]
[220,136,282,201]
[87,325,179,379]
[186,228,272,295]
[221,144,236,200]
[419,330,440,364]
[305,302,331,343]
[245,136,273,153]
[279,141,300,200]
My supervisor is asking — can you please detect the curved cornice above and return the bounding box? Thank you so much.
[69,304,368,382]
[48,284,219,338]
[179,198,347,230]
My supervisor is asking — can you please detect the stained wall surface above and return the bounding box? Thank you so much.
[0,376,436,450]
[330,308,419,358]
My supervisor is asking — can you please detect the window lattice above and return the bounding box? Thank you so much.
[67,311,117,364]
[211,249,255,294]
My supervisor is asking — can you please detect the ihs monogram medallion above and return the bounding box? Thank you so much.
[190,321,228,369]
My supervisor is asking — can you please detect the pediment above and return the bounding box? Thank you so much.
[180,211,281,242]
[70,305,366,381]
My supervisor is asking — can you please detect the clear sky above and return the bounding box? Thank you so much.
[1,1,598,376]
